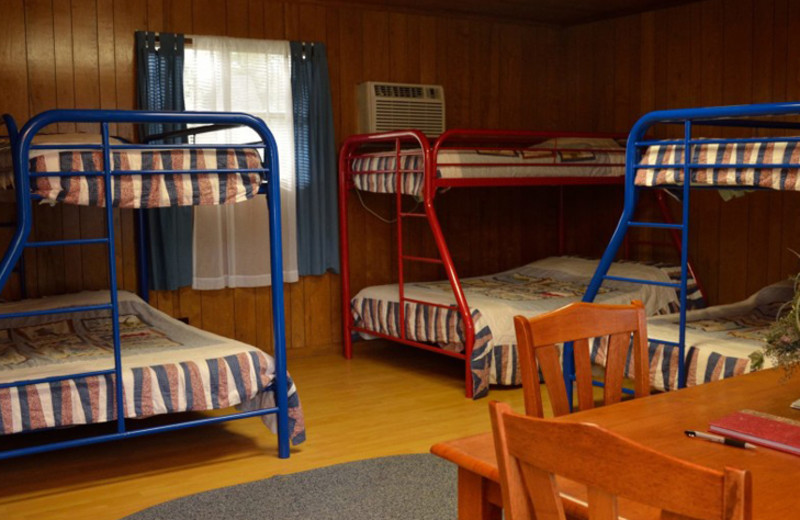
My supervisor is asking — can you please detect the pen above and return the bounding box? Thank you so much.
[684,430,756,450]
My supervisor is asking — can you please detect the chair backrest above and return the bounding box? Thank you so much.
[489,401,752,520]
[513,300,650,418]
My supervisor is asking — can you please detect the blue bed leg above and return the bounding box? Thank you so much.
[256,120,290,458]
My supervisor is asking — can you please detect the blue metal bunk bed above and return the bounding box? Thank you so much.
[583,101,800,391]
[0,109,296,459]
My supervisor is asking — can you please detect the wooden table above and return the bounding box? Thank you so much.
[431,369,800,520]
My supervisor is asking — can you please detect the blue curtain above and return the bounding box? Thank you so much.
[135,31,193,291]
[290,41,339,276]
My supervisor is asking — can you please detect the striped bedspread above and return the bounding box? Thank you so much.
[28,147,264,208]
[351,299,499,398]
[350,152,425,196]
[591,281,790,392]
[589,336,745,392]
[636,139,800,190]
[0,291,304,444]
[351,256,700,398]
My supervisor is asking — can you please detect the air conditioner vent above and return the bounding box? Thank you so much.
[374,84,425,98]
[358,81,445,137]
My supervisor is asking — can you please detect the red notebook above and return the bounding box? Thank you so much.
[709,409,800,456]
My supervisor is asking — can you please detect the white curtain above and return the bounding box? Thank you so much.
[184,35,298,289]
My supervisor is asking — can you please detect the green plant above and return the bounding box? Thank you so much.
[751,272,800,375]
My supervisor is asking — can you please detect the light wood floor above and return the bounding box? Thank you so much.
[0,341,531,520]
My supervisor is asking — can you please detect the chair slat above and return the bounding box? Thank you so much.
[603,331,630,406]
[538,344,570,417]
[514,316,544,418]
[632,319,650,398]
[587,487,618,520]
[573,338,594,412]
[519,465,565,520]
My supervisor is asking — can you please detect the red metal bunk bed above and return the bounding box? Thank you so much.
[343,129,714,399]
[339,129,647,398]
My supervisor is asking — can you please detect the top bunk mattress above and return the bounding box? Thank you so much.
[349,137,625,196]
[0,290,304,443]
[0,133,264,208]
[636,138,800,190]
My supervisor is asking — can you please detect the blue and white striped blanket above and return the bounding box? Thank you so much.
[640,281,790,391]
[0,291,305,443]
[351,256,700,398]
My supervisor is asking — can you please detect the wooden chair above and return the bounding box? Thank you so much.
[513,300,650,418]
[489,401,752,520]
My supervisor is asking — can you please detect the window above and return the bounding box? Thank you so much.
[184,36,298,289]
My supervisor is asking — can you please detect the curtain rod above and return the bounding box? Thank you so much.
[151,34,193,45]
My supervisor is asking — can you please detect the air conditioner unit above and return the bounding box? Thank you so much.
[357,81,446,137]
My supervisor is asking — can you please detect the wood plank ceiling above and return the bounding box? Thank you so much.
[324,0,702,25]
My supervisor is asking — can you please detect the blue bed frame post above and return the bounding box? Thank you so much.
[251,117,291,459]
[1,115,26,299]
[100,121,127,433]
[0,117,33,294]
[0,109,291,459]
[136,209,149,302]
[677,120,692,388]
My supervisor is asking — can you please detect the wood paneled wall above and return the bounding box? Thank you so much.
[563,0,800,306]
[2,0,795,356]
[0,0,578,354]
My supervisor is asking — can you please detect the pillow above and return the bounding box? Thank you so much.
[475,149,518,157]
[530,137,623,149]
[26,133,126,161]
[523,137,622,162]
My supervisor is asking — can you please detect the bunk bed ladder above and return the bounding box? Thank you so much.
[337,131,477,398]
[0,121,127,446]
[583,121,694,394]
[394,139,476,398]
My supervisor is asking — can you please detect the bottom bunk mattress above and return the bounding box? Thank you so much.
[351,256,702,398]
[635,280,790,392]
[0,291,304,444]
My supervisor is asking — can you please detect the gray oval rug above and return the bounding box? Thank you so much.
[123,454,457,520]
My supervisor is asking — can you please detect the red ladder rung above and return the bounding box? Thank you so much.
[401,297,457,310]
[402,255,443,264]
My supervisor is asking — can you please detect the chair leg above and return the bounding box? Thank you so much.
[457,468,503,520]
